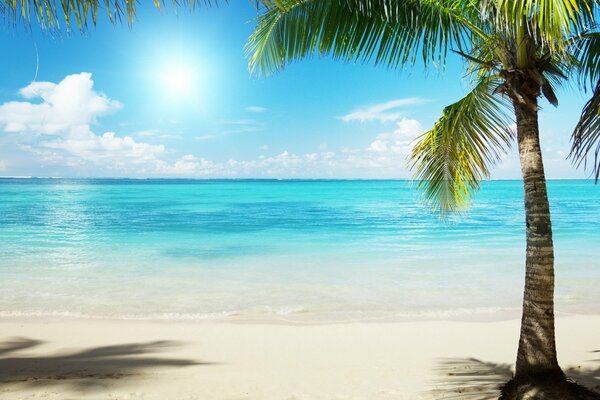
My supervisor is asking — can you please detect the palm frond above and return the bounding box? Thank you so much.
[536,56,570,106]
[409,77,514,216]
[490,0,597,52]
[570,31,600,90]
[0,0,219,29]
[570,80,600,180]
[246,0,478,77]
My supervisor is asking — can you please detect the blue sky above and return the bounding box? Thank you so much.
[0,3,594,179]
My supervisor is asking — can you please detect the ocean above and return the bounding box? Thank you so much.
[0,178,598,322]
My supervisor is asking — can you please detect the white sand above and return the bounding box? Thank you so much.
[0,316,598,399]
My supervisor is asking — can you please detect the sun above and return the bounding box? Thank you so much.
[149,49,214,106]
[159,62,197,98]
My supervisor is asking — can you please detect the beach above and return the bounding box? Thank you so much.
[1,316,599,399]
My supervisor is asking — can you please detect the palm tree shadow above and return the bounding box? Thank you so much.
[0,337,43,356]
[0,336,214,391]
[429,356,600,399]
[429,358,513,399]
[566,354,600,394]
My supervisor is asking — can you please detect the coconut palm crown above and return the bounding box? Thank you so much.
[247,0,600,396]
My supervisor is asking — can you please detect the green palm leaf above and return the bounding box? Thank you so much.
[490,0,597,52]
[571,31,600,89]
[0,0,219,29]
[246,0,475,76]
[570,80,600,180]
[409,77,514,216]
[568,31,600,180]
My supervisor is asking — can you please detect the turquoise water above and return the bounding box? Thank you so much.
[0,179,599,322]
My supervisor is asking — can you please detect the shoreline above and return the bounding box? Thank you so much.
[0,308,597,325]
[1,316,598,399]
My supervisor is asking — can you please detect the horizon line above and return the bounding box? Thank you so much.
[0,176,597,182]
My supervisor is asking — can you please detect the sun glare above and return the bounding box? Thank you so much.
[149,48,215,108]
[159,62,197,98]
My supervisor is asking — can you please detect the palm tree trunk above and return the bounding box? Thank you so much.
[513,99,564,381]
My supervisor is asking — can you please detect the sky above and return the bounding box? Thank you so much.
[0,3,595,179]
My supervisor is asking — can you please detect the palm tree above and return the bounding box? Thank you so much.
[246,1,600,398]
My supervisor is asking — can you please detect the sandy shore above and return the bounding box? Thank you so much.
[0,316,598,399]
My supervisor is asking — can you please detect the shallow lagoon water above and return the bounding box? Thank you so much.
[0,179,598,322]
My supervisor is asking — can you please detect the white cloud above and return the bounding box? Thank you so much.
[246,105,267,113]
[134,129,159,137]
[368,118,423,154]
[156,155,215,175]
[191,120,264,140]
[219,119,262,135]
[0,73,164,173]
[195,135,216,141]
[223,119,257,125]
[0,73,121,135]
[150,120,424,178]
[223,126,259,135]
[339,97,428,123]
[154,150,343,177]
[132,129,180,140]
[42,129,164,164]
[19,81,56,99]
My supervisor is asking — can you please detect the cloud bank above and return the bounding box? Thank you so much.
[0,74,428,178]
[1,73,576,179]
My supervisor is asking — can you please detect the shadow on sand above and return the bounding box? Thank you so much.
[429,355,600,399]
[0,336,213,391]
